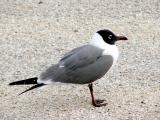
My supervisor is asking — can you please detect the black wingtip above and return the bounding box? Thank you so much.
[9,77,38,85]
[9,82,18,85]
[18,84,45,95]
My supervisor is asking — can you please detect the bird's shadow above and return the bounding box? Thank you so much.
[9,87,91,112]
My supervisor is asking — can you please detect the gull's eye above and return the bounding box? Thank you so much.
[108,35,112,39]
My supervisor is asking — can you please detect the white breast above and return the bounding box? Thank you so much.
[102,45,119,65]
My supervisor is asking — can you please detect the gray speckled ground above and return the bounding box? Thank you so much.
[0,0,160,120]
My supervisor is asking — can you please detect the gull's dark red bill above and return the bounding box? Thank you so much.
[116,36,128,41]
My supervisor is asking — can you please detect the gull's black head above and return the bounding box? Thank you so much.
[97,29,128,45]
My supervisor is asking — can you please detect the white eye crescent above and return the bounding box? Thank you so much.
[108,35,112,39]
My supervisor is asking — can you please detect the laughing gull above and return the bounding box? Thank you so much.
[9,29,128,107]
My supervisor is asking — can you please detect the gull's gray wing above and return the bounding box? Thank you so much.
[39,45,113,84]
[60,45,103,70]
[60,45,87,62]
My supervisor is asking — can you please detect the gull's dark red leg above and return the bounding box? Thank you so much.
[88,83,107,107]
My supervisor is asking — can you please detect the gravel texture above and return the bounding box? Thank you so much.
[0,0,160,120]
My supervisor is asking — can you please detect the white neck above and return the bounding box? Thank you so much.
[89,33,109,50]
[89,33,119,63]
